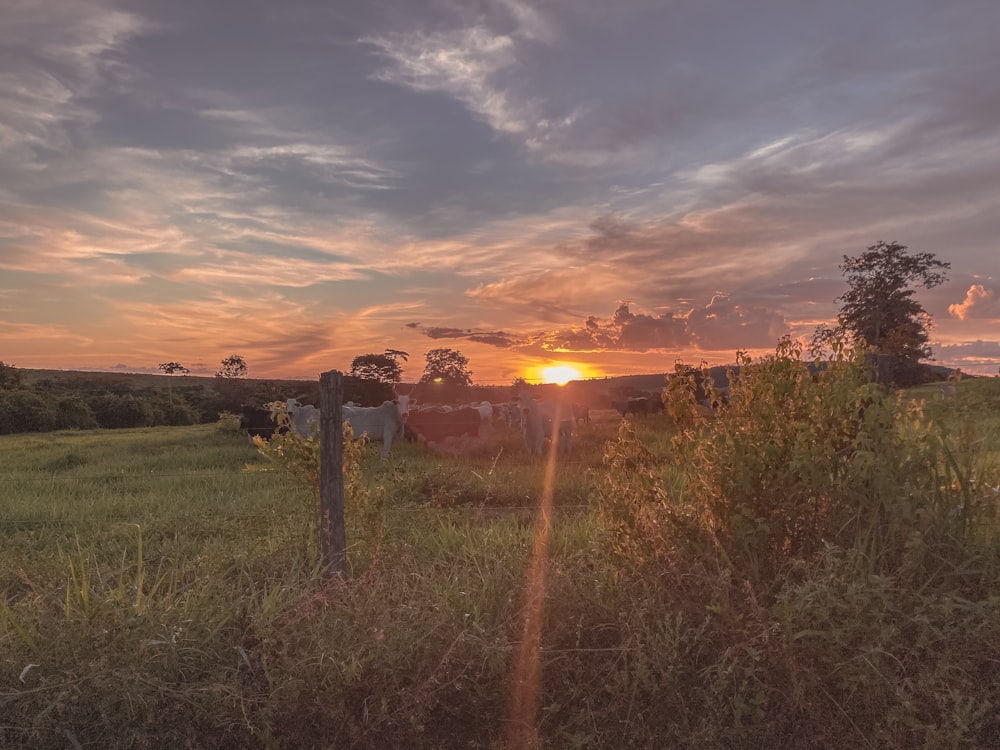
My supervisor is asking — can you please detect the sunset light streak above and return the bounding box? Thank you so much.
[504,400,566,748]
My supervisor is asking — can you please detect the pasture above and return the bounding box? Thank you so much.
[3,366,1000,748]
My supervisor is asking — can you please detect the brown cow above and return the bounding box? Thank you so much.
[406,406,481,445]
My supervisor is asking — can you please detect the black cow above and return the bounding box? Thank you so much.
[239,404,287,441]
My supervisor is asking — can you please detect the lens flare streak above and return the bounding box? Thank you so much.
[503,400,565,748]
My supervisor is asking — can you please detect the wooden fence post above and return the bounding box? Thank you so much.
[319,370,347,577]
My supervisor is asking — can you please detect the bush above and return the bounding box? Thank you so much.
[154,400,199,426]
[53,395,98,430]
[596,338,1000,746]
[248,416,385,557]
[0,389,56,433]
[88,393,155,429]
[216,411,242,433]
[601,337,981,592]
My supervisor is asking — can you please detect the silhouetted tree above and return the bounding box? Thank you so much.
[216,354,248,379]
[158,362,189,376]
[816,241,949,385]
[158,361,189,403]
[213,354,251,410]
[416,348,473,403]
[419,348,473,387]
[349,350,408,383]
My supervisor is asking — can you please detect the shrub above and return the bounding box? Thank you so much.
[597,338,1000,746]
[602,336,994,592]
[0,389,57,433]
[155,400,199,426]
[53,395,98,430]
[248,412,385,557]
[88,393,155,428]
[216,411,242,432]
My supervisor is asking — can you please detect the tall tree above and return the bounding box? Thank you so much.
[158,362,189,404]
[349,350,407,383]
[214,354,251,410]
[419,348,473,387]
[216,354,248,379]
[822,240,949,383]
[158,362,189,376]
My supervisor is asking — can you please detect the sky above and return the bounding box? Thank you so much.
[2,0,999,384]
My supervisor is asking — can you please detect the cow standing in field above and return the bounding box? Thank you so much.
[626,397,650,417]
[239,404,287,442]
[343,401,405,458]
[497,402,521,429]
[518,391,573,456]
[286,398,321,438]
[472,401,493,427]
[393,387,412,420]
[285,398,404,457]
[405,406,481,445]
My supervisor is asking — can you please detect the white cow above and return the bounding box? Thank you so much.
[344,400,405,458]
[518,391,573,456]
[394,393,412,422]
[286,398,404,458]
[472,401,493,426]
[286,398,321,438]
[498,402,521,429]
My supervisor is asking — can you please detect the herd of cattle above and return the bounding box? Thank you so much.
[238,391,668,458]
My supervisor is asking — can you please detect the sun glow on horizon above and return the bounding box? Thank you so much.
[540,364,581,385]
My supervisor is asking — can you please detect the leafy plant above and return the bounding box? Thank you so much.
[248,407,385,555]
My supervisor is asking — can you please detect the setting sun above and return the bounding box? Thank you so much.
[541,365,581,385]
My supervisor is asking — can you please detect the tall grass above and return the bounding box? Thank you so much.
[2,361,999,748]
[597,341,1000,747]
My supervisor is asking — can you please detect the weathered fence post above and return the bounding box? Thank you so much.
[319,370,346,577]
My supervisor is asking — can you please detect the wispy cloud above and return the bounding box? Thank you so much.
[2,0,999,377]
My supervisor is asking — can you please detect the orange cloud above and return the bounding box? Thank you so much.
[948,283,999,320]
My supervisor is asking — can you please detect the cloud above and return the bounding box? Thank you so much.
[2,1,1000,382]
[408,323,522,348]
[0,1,148,173]
[610,303,690,350]
[225,143,399,191]
[948,282,1000,321]
[0,319,93,347]
[933,340,1000,375]
[420,299,789,357]
[363,24,529,136]
[687,294,789,351]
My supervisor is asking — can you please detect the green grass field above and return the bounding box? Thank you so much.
[2,372,1000,748]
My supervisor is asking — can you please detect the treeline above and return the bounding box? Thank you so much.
[0,362,220,434]
[0,362,404,435]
